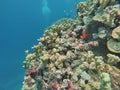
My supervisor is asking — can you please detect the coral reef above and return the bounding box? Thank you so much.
[22,0,120,90]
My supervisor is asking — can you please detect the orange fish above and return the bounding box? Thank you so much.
[80,30,87,39]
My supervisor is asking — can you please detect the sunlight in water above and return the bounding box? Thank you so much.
[41,0,51,21]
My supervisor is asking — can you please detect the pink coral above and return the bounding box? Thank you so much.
[51,81,59,90]
[82,41,98,51]
[67,80,74,90]
[67,80,81,90]
[26,66,39,76]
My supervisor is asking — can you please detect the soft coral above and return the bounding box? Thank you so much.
[67,80,74,90]
[67,80,81,90]
[26,66,39,78]
[51,81,59,90]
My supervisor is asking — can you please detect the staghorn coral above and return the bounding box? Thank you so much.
[22,0,120,90]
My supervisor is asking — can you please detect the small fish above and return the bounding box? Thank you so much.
[80,30,87,39]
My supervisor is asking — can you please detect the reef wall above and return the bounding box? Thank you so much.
[22,0,120,90]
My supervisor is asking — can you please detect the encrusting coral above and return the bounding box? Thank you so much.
[112,26,120,41]
[22,0,120,90]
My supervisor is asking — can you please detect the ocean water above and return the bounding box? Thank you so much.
[0,0,86,90]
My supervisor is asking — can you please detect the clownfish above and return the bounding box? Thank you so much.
[80,30,87,39]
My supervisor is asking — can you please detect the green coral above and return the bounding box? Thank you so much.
[107,39,120,53]
[107,53,120,65]
[100,72,112,90]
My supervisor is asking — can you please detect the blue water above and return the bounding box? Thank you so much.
[0,0,85,89]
